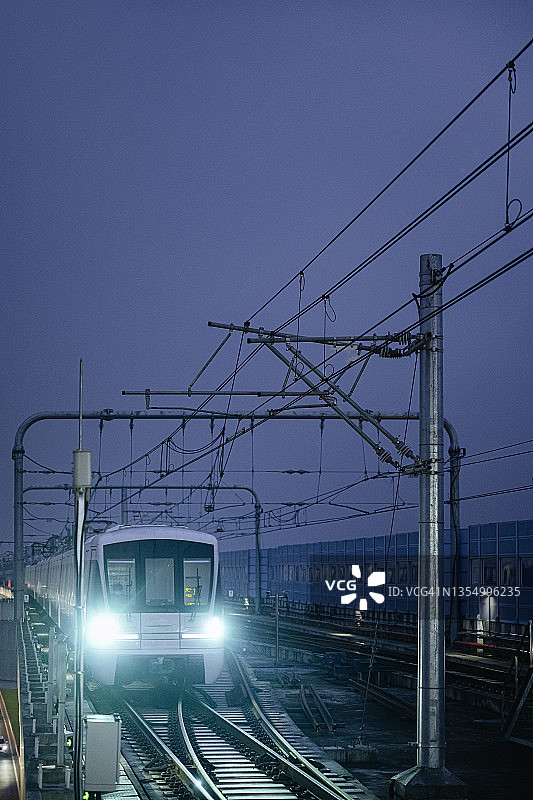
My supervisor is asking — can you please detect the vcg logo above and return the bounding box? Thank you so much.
[325,565,385,610]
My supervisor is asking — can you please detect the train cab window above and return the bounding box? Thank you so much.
[145,558,175,606]
[104,539,213,611]
[107,560,136,609]
[183,559,211,607]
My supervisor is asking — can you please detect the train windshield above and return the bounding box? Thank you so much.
[107,560,136,607]
[103,539,213,611]
[146,558,175,606]
[183,559,211,607]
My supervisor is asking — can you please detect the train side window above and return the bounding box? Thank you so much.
[87,560,104,610]
[107,560,136,609]
[145,558,175,606]
[183,559,211,607]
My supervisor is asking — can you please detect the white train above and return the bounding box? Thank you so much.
[25,524,225,685]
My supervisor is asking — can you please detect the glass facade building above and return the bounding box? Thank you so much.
[220,518,533,625]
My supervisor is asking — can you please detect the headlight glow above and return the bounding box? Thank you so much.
[204,616,224,639]
[86,613,119,647]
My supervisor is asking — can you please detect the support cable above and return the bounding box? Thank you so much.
[247,39,533,323]
[89,241,532,518]
[199,129,533,427]
[103,188,532,493]
[396,245,533,337]
[115,121,532,478]
[505,62,521,231]
[273,121,533,332]
[316,418,325,502]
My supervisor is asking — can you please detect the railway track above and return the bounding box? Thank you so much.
[92,649,372,800]
[230,612,516,696]
[24,597,373,799]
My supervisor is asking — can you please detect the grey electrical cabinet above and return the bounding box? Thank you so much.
[84,714,121,792]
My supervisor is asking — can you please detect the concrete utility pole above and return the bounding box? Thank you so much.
[392,256,463,799]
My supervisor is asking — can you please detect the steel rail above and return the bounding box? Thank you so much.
[299,683,321,731]
[22,603,213,800]
[229,613,511,691]
[308,684,338,733]
[175,693,227,800]
[185,688,354,800]
[348,678,416,719]
[225,649,354,800]
[115,697,218,800]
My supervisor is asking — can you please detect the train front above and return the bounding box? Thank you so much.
[85,525,224,685]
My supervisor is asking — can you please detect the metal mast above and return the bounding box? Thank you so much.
[392,256,463,798]
[418,253,446,770]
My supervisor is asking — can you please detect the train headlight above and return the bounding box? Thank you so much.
[204,616,224,639]
[86,613,118,647]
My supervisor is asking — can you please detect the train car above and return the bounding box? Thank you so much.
[25,524,225,685]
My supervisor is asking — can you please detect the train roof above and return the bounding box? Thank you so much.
[89,523,217,547]
[27,524,218,566]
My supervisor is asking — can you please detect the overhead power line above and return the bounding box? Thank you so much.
[71,51,533,503]
[248,37,533,322]
[276,121,533,332]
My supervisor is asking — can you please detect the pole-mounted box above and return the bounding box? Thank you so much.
[84,714,121,793]
[73,449,92,491]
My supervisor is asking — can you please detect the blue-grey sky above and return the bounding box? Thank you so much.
[2,1,532,557]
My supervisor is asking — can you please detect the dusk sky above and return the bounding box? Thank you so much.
[1,1,532,559]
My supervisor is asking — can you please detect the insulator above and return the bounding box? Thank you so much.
[396,441,415,459]
[380,344,408,358]
[376,447,395,465]
[398,331,411,346]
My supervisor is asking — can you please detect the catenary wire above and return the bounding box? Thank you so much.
[52,131,533,510]
[80,139,533,492]
[272,121,533,332]
[248,38,533,322]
